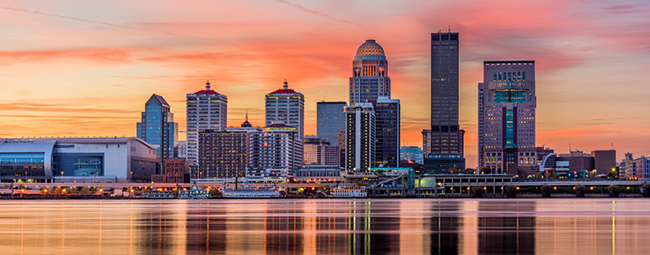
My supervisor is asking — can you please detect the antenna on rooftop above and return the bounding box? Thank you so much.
[283,79,288,89]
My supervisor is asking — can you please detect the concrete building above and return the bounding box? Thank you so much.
[349,39,391,104]
[371,97,400,167]
[0,137,157,183]
[304,136,340,166]
[592,150,616,175]
[345,103,376,172]
[635,156,650,180]
[621,153,637,180]
[196,128,253,181]
[136,94,178,162]
[186,81,228,166]
[400,146,423,165]
[479,60,536,176]
[176,140,187,159]
[249,124,303,179]
[478,82,485,168]
[293,165,343,183]
[265,80,305,140]
[316,101,347,145]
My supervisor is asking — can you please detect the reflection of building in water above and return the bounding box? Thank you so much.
[135,202,188,253]
[534,200,648,254]
[458,201,478,255]
[478,200,536,253]
[184,202,227,253]
[400,201,431,254]
[429,200,461,254]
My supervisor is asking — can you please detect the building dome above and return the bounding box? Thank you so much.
[355,39,386,60]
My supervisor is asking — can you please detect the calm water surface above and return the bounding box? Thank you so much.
[1,199,649,254]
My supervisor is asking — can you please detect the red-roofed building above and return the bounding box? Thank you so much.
[186,81,228,169]
[265,80,304,140]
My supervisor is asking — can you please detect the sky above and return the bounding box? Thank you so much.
[0,0,649,168]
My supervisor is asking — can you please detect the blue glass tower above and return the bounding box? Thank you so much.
[137,94,178,163]
[316,101,347,145]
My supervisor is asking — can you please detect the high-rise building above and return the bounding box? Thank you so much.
[371,97,400,167]
[249,123,303,179]
[186,81,228,167]
[635,156,650,180]
[621,152,637,179]
[136,94,178,164]
[316,101,347,145]
[265,80,305,140]
[425,31,465,173]
[304,136,340,166]
[480,60,536,176]
[349,39,391,104]
[196,128,252,181]
[478,82,485,168]
[591,150,616,175]
[345,103,376,172]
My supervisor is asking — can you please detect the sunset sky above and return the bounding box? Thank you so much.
[1,0,649,168]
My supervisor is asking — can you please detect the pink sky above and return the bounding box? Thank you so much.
[0,0,649,168]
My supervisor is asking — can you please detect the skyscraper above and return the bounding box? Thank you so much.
[186,81,227,166]
[425,31,465,173]
[345,103,376,172]
[478,82,485,169]
[136,94,178,162]
[316,101,347,145]
[371,97,400,167]
[480,60,536,175]
[249,123,303,179]
[349,39,391,104]
[265,80,305,140]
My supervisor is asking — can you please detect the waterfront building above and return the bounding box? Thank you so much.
[0,137,157,183]
[249,123,303,179]
[196,128,253,181]
[400,146,423,165]
[349,39,391,104]
[592,150,616,175]
[152,158,189,183]
[621,152,637,179]
[635,156,650,180]
[136,94,178,161]
[316,101,347,145]
[186,81,228,167]
[293,165,343,183]
[265,80,305,140]
[345,103,376,172]
[427,31,465,173]
[370,97,400,167]
[479,60,536,176]
[304,136,340,166]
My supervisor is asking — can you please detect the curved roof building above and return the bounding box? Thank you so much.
[349,39,391,104]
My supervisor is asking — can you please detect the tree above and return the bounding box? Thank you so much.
[480,167,492,174]
[463,168,475,174]
[607,171,617,179]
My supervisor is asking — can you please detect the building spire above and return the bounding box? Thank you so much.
[283,79,288,89]
[206,80,211,90]
[245,109,249,122]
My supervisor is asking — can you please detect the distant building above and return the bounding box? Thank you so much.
[422,129,431,157]
[345,103,376,172]
[186,81,228,167]
[479,60,536,177]
[265,80,305,140]
[635,156,650,180]
[249,124,303,179]
[304,136,340,166]
[400,146,423,165]
[423,154,465,174]
[196,128,253,181]
[349,39,391,104]
[478,82,485,168]
[0,137,157,183]
[316,101,347,145]
[176,140,187,159]
[136,94,178,162]
[621,153,637,179]
[591,150,616,175]
[152,158,189,183]
[371,97,400,167]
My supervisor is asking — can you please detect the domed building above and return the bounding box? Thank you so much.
[349,39,391,104]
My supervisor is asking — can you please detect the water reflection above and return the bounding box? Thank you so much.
[2,199,650,254]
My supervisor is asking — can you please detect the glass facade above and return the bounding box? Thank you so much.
[373,98,400,167]
[73,158,102,176]
[137,94,178,160]
[0,153,46,178]
[316,102,347,145]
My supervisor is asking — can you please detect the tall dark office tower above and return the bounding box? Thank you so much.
[480,61,536,176]
[370,97,400,167]
[345,103,376,172]
[424,31,465,173]
[349,39,391,104]
[316,101,347,145]
[478,82,485,169]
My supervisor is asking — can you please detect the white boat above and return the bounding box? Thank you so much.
[330,187,367,198]
[222,182,282,198]
[179,183,211,199]
[144,190,174,199]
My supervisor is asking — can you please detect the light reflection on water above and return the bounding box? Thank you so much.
[0,199,649,254]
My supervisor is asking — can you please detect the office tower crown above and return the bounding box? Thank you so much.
[355,39,386,60]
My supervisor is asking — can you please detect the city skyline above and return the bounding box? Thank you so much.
[1,1,649,168]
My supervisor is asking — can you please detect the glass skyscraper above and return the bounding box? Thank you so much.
[137,94,178,163]
[316,101,347,145]
[371,97,400,167]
